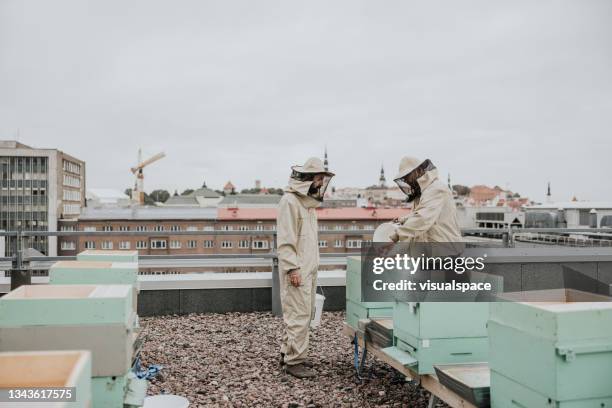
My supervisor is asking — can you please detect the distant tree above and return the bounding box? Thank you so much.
[202,181,207,188]
[452,185,470,196]
[149,189,170,203]
[513,192,521,198]
[215,190,226,196]
[268,188,284,195]
[181,189,194,196]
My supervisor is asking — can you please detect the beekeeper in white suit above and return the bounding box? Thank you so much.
[390,157,462,245]
[277,157,334,378]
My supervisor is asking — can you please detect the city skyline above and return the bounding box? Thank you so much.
[1,1,611,202]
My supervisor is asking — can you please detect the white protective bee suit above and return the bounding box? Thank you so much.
[391,157,462,245]
[277,158,333,367]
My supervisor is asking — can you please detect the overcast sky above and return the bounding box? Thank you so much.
[1,0,611,202]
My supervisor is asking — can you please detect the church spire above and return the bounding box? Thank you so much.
[323,146,329,172]
[379,164,386,188]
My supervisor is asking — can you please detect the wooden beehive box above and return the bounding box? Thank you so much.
[389,301,489,374]
[489,289,612,407]
[76,250,139,263]
[0,350,91,408]
[0,285,135,377]
[345,256,394,330]
[0,285,133,326]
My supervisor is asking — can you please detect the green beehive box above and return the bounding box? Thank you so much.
[489,289,612,404]
[50,261,138,286]
[92,373,128,408]
[77,249,139,263]
[346,299,393,330]
[346,256,392,308]
[0,284,133,326]
[490,370,612,408]
[391,301,489,374]
[0,350,92,408]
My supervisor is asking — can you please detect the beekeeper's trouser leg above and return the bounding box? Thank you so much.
[279,269,316,366]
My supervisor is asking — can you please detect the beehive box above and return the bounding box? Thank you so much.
[0,350,92,408]
[345,256,393,329]
[77,249,139,263]
[390,301,489,374]
[49,261,138,287]
[0,285,133,326]
[92,374,129,408]
[49,261,139,311]
[0,285,135,377]
[489,289,612,407]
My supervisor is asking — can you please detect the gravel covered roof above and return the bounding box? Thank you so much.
[140,311,446,407]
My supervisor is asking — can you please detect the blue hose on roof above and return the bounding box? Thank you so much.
[132,356,163,380]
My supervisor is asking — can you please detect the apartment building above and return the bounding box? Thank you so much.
[0,141,85,260]
[58,206,408,274]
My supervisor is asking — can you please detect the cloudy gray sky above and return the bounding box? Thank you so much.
[1,0,611,202]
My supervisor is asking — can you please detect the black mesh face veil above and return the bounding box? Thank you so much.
[291,170,333,201]
[394,159,436,202]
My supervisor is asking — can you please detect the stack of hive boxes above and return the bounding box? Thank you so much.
[387,301,490,374]
[0,284,134,407]
[488,289,612,407]
[0,350,92,408]
[345,256,393,330]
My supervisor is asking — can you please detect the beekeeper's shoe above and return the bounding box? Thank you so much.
[280,353,314,368]
[285,363,316,379]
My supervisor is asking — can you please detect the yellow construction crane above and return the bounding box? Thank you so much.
[130,148,166,205]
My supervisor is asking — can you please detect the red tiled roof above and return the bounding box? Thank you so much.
[217,207,409,221]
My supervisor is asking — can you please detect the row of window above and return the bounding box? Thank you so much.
[62,160,81,175]
[63,204,81,215]
[63,189,81,201]
[74,224,375,232]
[66,239,363,251]
[62,175,81,188]
[75,239,271,250]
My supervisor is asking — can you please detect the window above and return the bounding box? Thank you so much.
[119,225,130,231]
[239,225,249,231]
[187,240,197,248]
[221,241,233,249]
[319,225,329,231]
[102,225,113,232]
[346,239,362,248]
[60,225,75,231]
[221,225,233,231]
[63,204,80,215]
[84,226,96,232]
[119,241,131,249]
[252,240,269,249]
[62,190,81,201]
[349,224,359,230]
[203,226,214,231]
[170,240,181,249]
[136,241,147,249]
[154,225,165,232]
[151,239,167,249]
[319,240,328,248]
[84,241,95,249]
[239,240,249,248]
[136,225,147,232]
[186,226,198,231]
[255,224,264,231]
[61,241,76,250]
[335,225,343,231]
[102,241,113,249]
[334,239,343,248]
[170,225,181,232]
[363,225,374,230]
[203,240,214,248]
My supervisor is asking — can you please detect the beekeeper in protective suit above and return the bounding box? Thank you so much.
[390,157,462,246]
[277,157,334,379]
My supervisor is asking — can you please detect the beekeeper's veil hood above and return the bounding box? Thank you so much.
[393,157,437,202]
[285,157,334,204]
